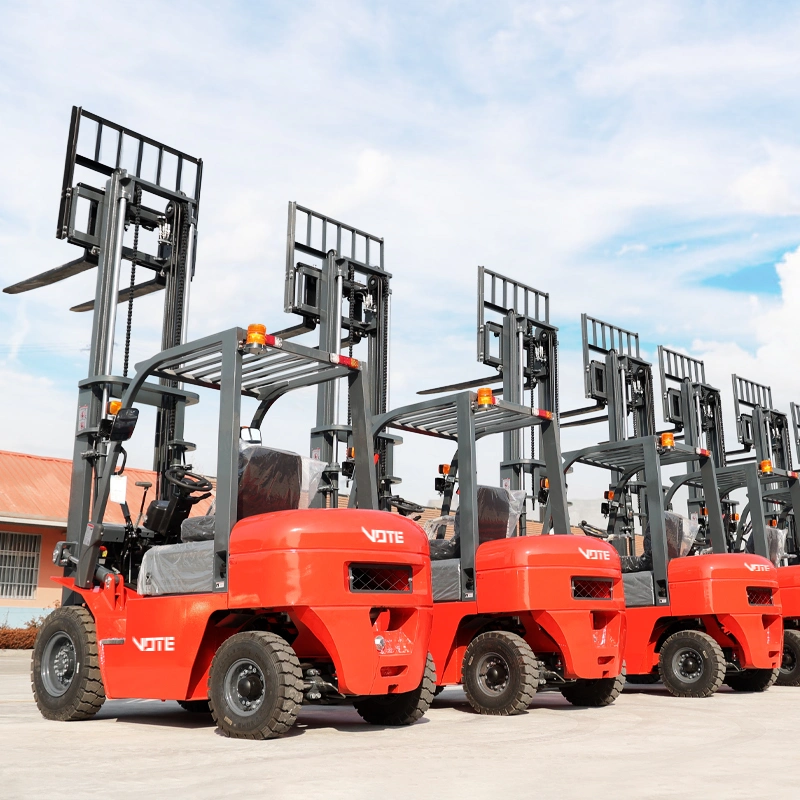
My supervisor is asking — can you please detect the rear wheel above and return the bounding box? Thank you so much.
[208,631,302,739]
[177,700,211,713]
[354,653,436,726]
[462,631,539,715]
[777,629,800,687]
[31,607,106,721]
[658,630,725,698]
[725,667,779,693]
[561,673,625,707]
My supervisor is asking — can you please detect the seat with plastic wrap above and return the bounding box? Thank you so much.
[137,446,326,596]
[620,511,699,607]
[424,486,525,602]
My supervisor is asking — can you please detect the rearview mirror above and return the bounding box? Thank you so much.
[109,408,139,442]
[240,426,262,445]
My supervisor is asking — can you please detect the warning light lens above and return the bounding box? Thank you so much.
[347,447,355,459]
[603,490,614,500]
[770,519,778,527]
[246,323,267,346]
[439,464,451,476]
[701,507,708,516]
[334,354,360,369]
[476,387,496,406]
[536,409,554,420]
[759,459,773,474]
[660,432,675,449]
[732,513,740,521]
[107,399,122,416]
[696,448,711,457]
[540,478,550,490]
[790,471,798,479]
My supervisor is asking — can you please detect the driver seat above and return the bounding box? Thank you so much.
[138,447,304,596]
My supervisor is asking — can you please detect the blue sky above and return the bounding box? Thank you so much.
[1,0,800,502]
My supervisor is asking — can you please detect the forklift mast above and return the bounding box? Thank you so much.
[581,315,656,442]
[477,267,558,531]
[562,315,656,554]
[2,106,202,586]
[282,202,392,507]
[658,346,726,467]
[732,375,793,470]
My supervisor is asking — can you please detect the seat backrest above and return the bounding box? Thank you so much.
[454,486,526,546]
[237,446,303,520]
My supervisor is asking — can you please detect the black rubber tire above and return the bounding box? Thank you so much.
[625,673,661,685]
[462,631,539,715]
[31,606,106,721]
[208,631,302,739]
[776,629,800,687]
[658,630,725,698]
[561,673,625,707]
[725,667,780,693]
[177,700,211,713]
[354,653,436,726]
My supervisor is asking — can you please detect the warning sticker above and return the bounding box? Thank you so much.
[77,405,89,432]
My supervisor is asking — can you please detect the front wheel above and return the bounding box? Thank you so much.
[658,630,725,698]
[561,673,625,707]
[776,629,800,687]
[31,607,106,721]
[725,668,779,693]
[354,653,436,726]
[462,631,539,715]
[208,631,303,739]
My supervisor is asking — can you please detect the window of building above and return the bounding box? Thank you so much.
[0,532,41,600]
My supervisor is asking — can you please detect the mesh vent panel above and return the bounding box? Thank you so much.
[572,578,613,600]
[350,564,412,593]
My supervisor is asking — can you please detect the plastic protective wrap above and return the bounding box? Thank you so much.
[180,514,216,542]
[238,444,302,519]
[431,559,461,602]
[137,541,214,596]
[299,457,326,509]
[422,516,459,560]
[664,511,698,559]
[767,527,788,566]
[622,570,655,607]
[454,486,526,544]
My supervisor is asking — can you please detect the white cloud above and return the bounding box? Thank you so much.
[2,1,800,506]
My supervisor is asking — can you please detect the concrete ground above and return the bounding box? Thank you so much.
[2,649,797,799]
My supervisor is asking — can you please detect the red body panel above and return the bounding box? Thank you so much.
[57,509,434,701]
[430,536,626,686]
[778,564,800,623]
[623,554,783,675]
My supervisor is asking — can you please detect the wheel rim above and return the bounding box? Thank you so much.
[781,645,797,675]
[41,632,77,697]
[224,658,267,716]
[475,652,511,696]
[672,646,705,683]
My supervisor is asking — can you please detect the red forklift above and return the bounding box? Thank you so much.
[33,328,435,738]
[6,108,434,739]
[344,269,626,714]
[364,388,626,713]
[656,355,800,687]
[557,317,782,697]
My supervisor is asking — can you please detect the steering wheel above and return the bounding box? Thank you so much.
[164,467,213,497]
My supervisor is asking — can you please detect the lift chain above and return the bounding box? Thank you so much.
[528,323,535,463]
[346,262,355,427]
[122,184,143,378]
